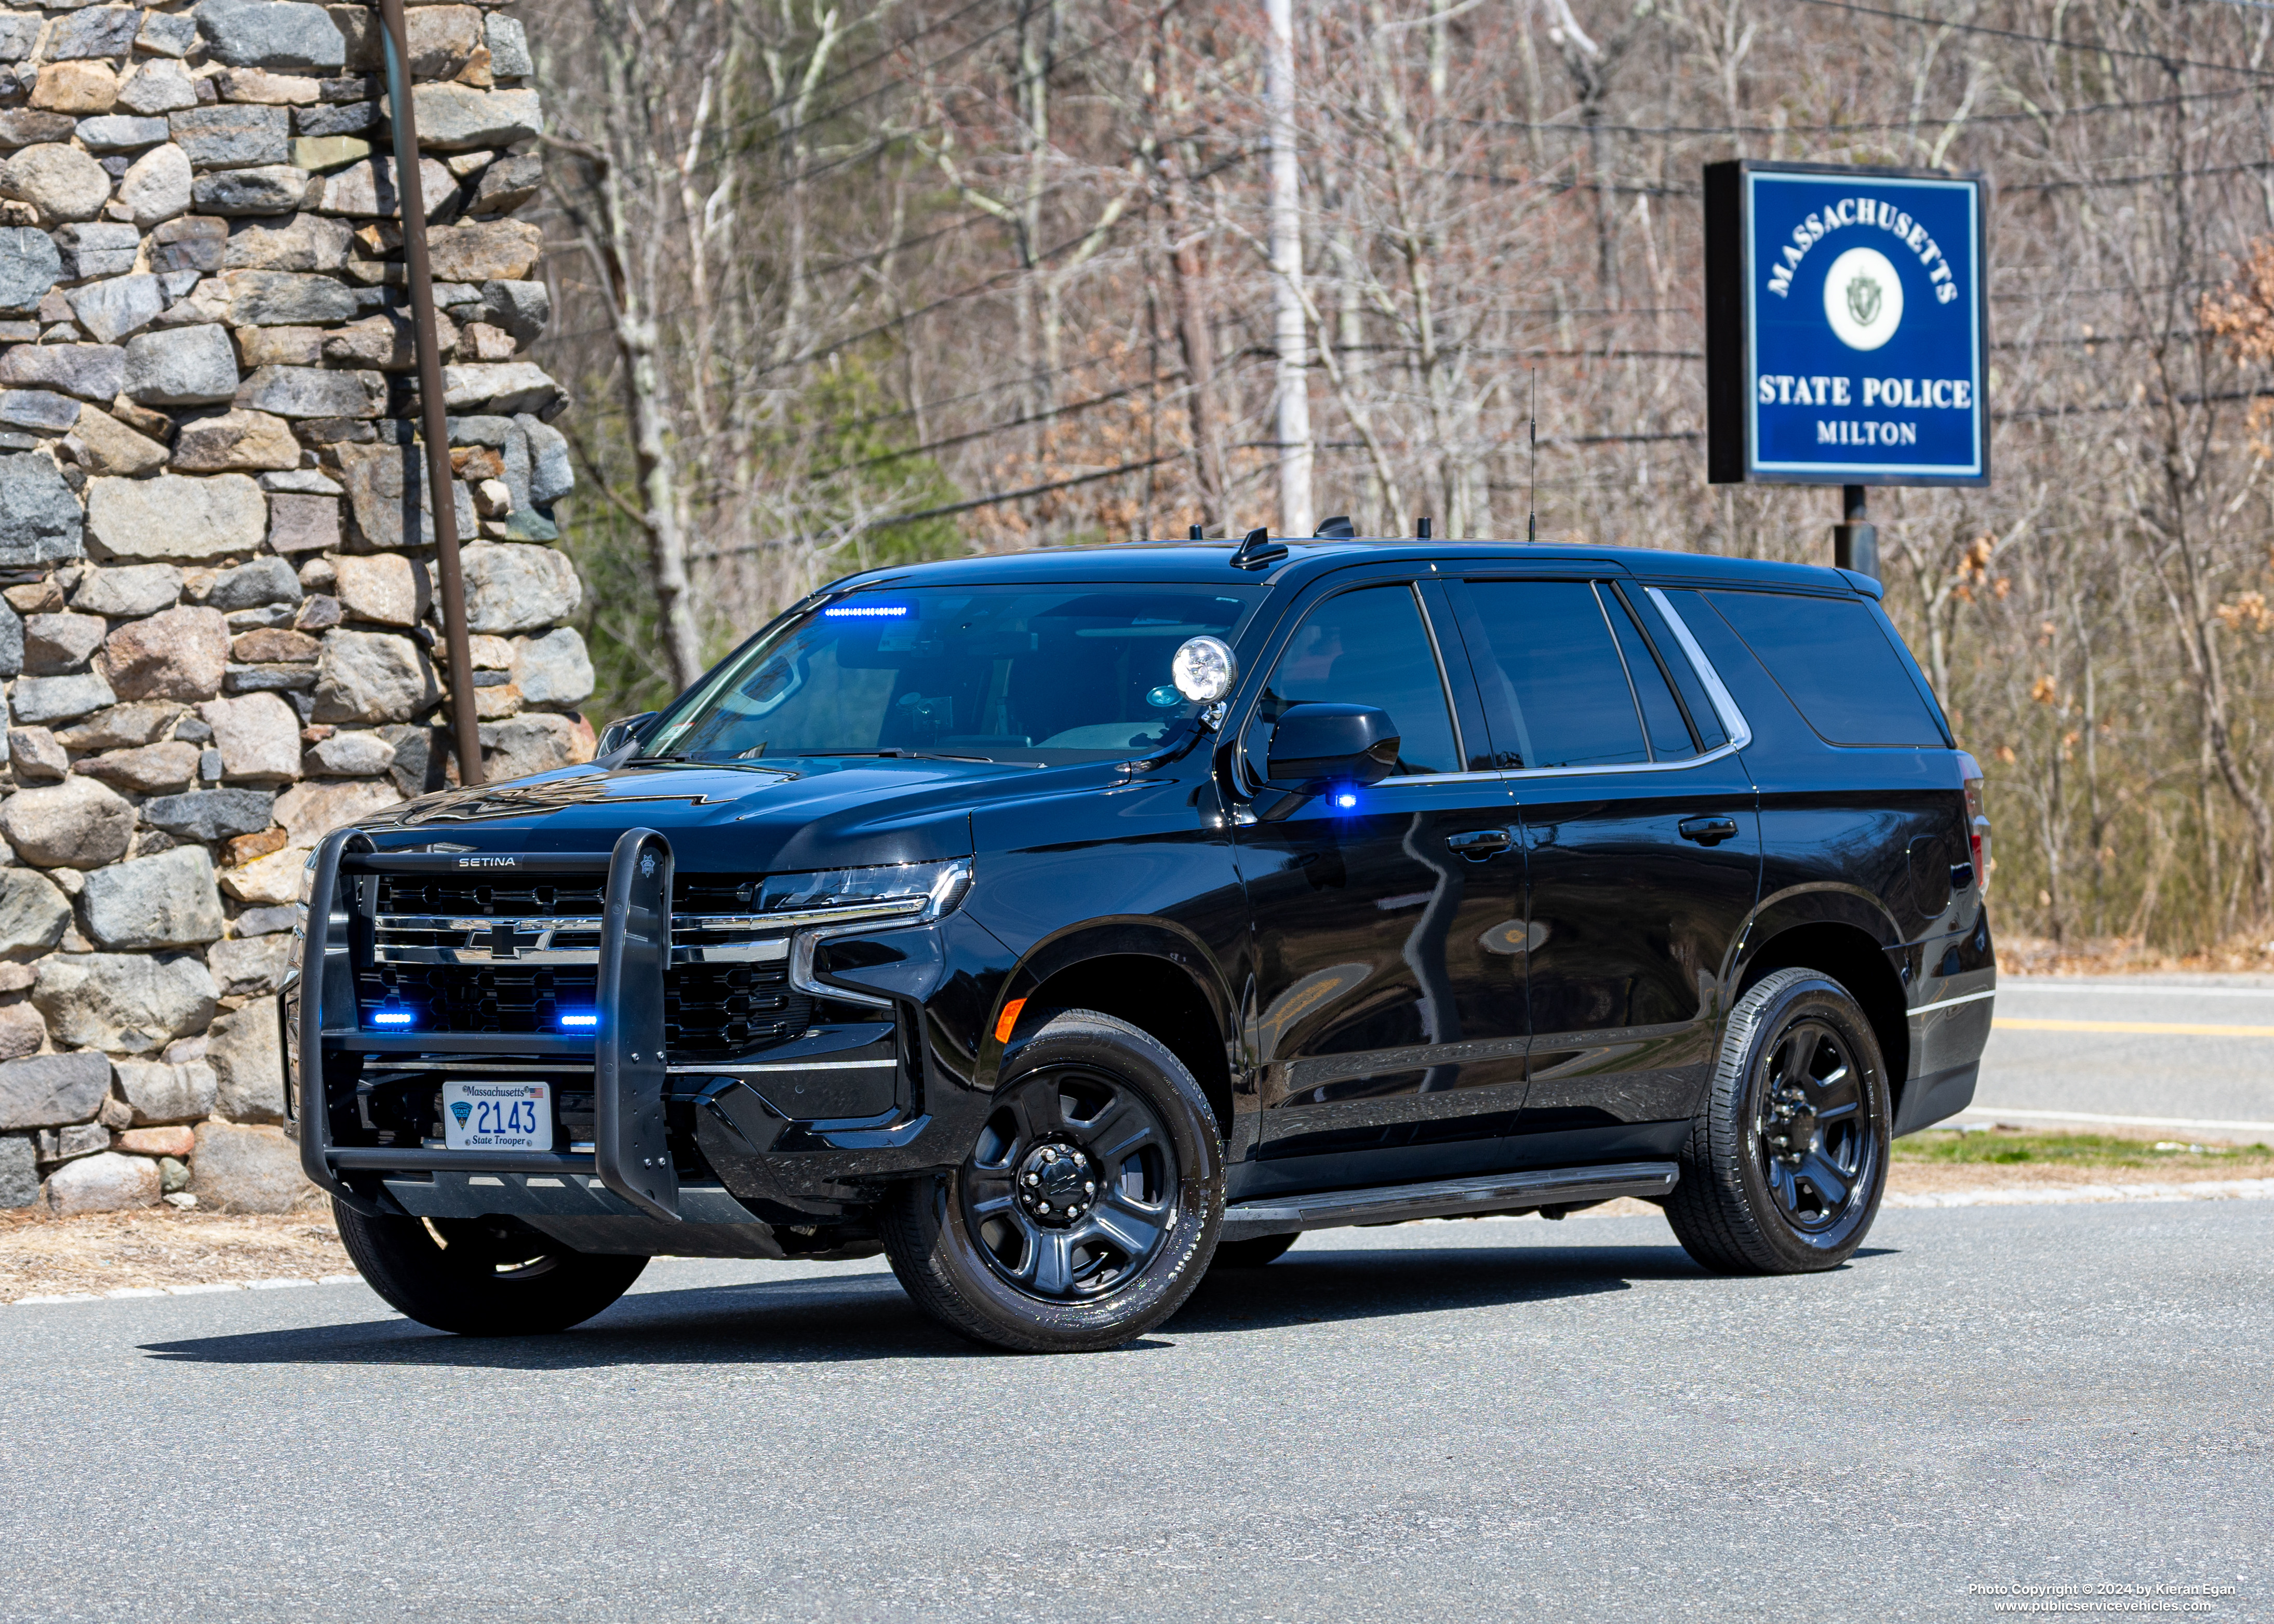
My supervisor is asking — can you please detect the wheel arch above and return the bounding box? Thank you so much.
[981,920,1237,1139]
[1734,890,1911,1113]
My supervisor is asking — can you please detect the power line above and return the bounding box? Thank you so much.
[1445,84,2258,137]
[1785,0,2274,80]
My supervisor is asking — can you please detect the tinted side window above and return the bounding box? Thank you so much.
[1630,589,1729,749]
[1465,580,1649,769]
[1603,588,1698,759]
[1704,590,1945,747]
[1253,584,1461,776]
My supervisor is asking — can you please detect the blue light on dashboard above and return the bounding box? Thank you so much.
[558,1012,600,1029]
[823,604,910,619]
[372,1011,414,1027]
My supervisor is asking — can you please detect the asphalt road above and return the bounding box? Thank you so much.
[3,1202,2267,1623]
[1973,975,2274,1133]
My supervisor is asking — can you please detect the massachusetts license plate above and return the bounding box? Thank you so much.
[442,1080,553,1152]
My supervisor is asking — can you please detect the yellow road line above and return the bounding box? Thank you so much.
[1995,1017,2274,1038]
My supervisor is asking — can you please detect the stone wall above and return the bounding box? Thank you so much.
[0,0,588,1216]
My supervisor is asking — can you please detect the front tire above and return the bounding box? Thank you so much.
[881,1009,1223,1352]
[333,1202,648,1335]
[1665,968,1890,1275]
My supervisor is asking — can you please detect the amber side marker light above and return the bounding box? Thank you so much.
[994,998,1028,1044]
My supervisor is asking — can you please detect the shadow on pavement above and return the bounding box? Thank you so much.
[135,1235,1777,1370]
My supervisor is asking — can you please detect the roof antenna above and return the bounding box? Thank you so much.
[1416,516,1432,540]
[1527,368,1537,543]
[1188,523,1205,541]
[1229,525,1289,571]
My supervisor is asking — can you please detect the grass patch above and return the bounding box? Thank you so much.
[1894,1126,2274,1171]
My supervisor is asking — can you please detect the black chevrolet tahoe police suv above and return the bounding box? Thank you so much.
[284,533,1996,1352]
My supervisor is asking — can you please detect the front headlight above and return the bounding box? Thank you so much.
[702,857,973,934]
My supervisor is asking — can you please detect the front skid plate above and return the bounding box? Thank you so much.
[1219,1161,1680,1240]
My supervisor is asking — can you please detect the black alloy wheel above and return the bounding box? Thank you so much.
[962,1069,1180,1300]
[1664,967,1891,1274]
[881,1009,1224,1352]
[333,1202,649,1335]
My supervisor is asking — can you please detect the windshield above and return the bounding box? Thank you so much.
[641,584,1263,766]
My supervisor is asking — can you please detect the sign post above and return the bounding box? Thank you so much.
[1705,160,1989,575]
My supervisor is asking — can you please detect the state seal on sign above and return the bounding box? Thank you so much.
[1822,245,1904,351]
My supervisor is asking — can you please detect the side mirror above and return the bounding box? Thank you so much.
[597,710,660,758]
[1260,703,1399,820]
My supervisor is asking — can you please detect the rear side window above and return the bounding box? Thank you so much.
[1703,590,1945,747]
[1464,580,1661,769]
[1602,589,1699,758]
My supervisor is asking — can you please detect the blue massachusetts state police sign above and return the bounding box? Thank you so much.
[1705,160,1988,487]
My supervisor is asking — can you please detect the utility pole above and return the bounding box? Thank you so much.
[1264,0,1313,539]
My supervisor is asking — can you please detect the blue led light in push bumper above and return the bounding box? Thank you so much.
[823,604,909,618]
[371,1011,414,1027]
[1333,791,1359,810]
[558,1012,599,1030]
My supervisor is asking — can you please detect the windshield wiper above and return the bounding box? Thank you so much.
[797,748,1000,764]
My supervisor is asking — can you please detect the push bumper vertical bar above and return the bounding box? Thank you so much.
[293,827,365,1203]
[595,827,678,1222]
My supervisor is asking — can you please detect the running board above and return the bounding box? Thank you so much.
[1219,1161,1679,1241]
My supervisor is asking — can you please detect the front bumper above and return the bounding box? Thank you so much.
[287,827,991,1243]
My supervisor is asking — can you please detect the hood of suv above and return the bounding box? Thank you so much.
[355,754,1088,873]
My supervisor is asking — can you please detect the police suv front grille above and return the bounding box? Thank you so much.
[352,870,819,1060]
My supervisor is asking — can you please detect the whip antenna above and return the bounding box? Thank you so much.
[1527,368,1537,544]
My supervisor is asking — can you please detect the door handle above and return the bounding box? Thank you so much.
[1678,815,1740,847]
[1447,827,1515,860]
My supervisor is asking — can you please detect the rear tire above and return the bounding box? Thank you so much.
[1209,1233,1297,1270]
[881,1009,1223,1352]
[334,1202,648,1335]
[1665,968,1890,1275]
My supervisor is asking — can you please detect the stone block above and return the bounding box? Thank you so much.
[409,83,540,151]
[486,15,531,78]
[141,786,275,841]
[267,490,340,553]
[335,3,481,76]
[425,217,541,283]
[323,310,432,370]
[82,844,228,949]
[71,402,170,475]
[8,672,118,727]
[196,691,302,781]
[118,62,199,117]
[193,164,311,217]
[35,1121,110,1164]
[30,62,121,118]
[115,1056,217,1122]
[479,712,592,782]
[0,15,34,64]
[511,627,593,710]
[150,214,226,275]
[50,7,146,61]
[0,388,82,432]
[236,361,383,418]
[98,605,231,700]
[292,135,368,173]
[233,904,298,937]
[0,342,126,401]
[86,472,268,560]
[168,103,291,170]
[208,996,285,1119]
[24,611,107,673]
[76,114,172,152]
[67,273,166,345]
[311,627,437,724]
[0,773,135,867]
[56,221,142,280]
[48,1149,160,1214]
[0,868,72,958]
[75,740,202,793]
[116,1124,195,1158]
[188,1119,312,1212]
[124,323,240,405]
[208,933,292,999]
[313,153,454,219]
[462,540,579,634]
[305,729,392,775]
[332,551,427,626]
[1,141,113,221]
[219,842,304,904]
[335,440,475,550]
[169,406,300,471]
[222,212,351,272]
[205,555,303,610]
[272,774,400,846]
[0,1134,34,1208]
[34,950,216,1053]
[138,10,201,59]
[9,727,67,780]
[0,1002,43,1061]
[195,0,347,71]
[0,454,84,569]
[0,226,60,314]
[0,112,78,150]
[0,1051,113,1130]
[54,699,184,748]
[213,68,322,106]
[235,324,323,366]
[467,152,539,217]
